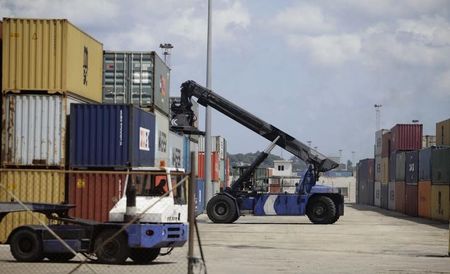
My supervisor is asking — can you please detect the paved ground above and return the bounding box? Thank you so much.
[194,204,450,274]
[0,204,449,273]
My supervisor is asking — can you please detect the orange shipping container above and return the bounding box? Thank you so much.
[395,181,406,214]
[418,181,432,218]
[197,152,219,181]
[67,173,126,222]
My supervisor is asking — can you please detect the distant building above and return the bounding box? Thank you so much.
[318,174,356,203]
[269,160,300,193]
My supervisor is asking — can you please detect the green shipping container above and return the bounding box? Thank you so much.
[431,147,450,184]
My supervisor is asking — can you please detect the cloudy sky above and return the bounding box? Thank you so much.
[1,0,450,163]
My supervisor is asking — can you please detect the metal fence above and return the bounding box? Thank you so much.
[0,169,206,274]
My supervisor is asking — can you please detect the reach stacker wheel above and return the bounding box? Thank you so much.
[306,196,337,224]
[207,195,238,223]
[129,248,160,264]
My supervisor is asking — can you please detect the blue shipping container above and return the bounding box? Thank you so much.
[69,104,156,168]
[183,136,191,172]
[195,179,205,216]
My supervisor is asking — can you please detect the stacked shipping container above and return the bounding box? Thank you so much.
[357,158,374,205]
[0,18,103,239]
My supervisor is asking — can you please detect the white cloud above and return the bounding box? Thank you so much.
[272,3,334,34]
[213,1,250,42]
[287,34,361,66]
[361,16,450,67]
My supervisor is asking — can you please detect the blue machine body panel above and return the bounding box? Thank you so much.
[237,167,340,216]
[126,223,188,248]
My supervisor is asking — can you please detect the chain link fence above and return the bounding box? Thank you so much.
[0,169,207,274]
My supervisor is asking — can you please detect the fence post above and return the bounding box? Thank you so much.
[188,151,197,274]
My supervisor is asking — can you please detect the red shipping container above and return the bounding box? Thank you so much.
[418,181,431,218]
[381,131,391,158]
[405,184,418,217]
[68,173,126,222]
[197,152,220,181]
[390,124,422,153]
[395,181,406,214]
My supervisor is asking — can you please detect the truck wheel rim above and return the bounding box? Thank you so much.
[215,202,227,215]
[314,205,325,216]
[19,238,33,253]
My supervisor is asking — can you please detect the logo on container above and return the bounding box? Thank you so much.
[83,46,88,86]
[139,127,151,151]
[119,110,123,146]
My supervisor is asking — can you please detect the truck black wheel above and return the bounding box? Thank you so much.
[306,196,336,224]
[129,248,160,264]
[95,229,129,264]
[46,252,76,262]
[207,195,237,223]
[9,229,44,262]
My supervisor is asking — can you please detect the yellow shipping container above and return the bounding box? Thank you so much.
[436,118,450,146]
[2,18,103,102]
[0,169,65,243]
[431,184,450,222]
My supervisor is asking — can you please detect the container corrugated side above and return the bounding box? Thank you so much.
[374,181,381,207]
[2,18,103,102]
[405,150,419,184]
[153,53,170,115]
[418,181,432,218]
[419,147,432,181]
[431,147,450,184]
[395,151,407,181]
[390,124,423,153]
[197,152,220,181]
[381,157,389,183]
[395,181,406,214]
[0,170,65,243]
[154,108,169,167]
[405,184,418,217]
[69,104,156,168]
[67,172,125,222]
[436,118,450,146]
[388,181,396,210]
[389,152,396,182]
[358,159,374,183]
[168,131,184,169]
[103,51,154,107]
[1,94,88,167]
[381,182,389,209]
[375,129,389,156]
[431,184,449,222]
[375,155,382,182]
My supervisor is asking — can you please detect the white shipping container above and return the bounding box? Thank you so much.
[1,93,88,167]
[154,109,169,167]
[168,131,184,168]
[375,129,389,156]
[374,181,381,207]
[198,135,227,159]
[374,155,382,182]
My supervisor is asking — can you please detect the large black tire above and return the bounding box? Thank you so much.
[207,195,237,223]
[94,229,129,264]
[129,248,160,264]
[9,229,44,262]
[306,196,337,224]
[46,252,76,262]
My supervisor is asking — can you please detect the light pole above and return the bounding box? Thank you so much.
[374,104,382,131]
[159,43,173,66]
[205,0,213,204]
